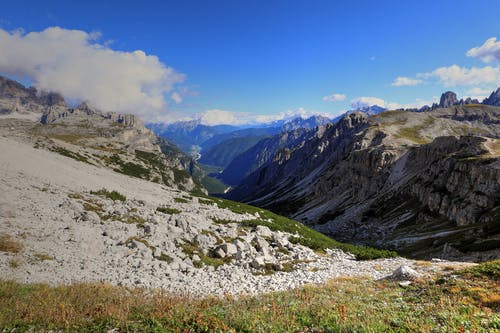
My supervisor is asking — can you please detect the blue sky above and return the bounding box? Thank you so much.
[1,0,500,124]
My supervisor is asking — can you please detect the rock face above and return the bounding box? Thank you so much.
[227,106,500,260]
[439,91,458,108]
[483,88,500,106]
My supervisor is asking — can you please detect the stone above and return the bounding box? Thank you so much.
[251,256,266,269]
[389,265,422,281]
[214,247,226,258]
[80,211,100,224]
[255,225,273,238]
[221,243,237,256]
[253,237,269,252]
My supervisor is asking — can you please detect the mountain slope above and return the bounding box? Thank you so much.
[227,106,500,260]
[220,128,309,186]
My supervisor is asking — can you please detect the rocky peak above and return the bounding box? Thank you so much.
[0,75,66,107]
[0,76,30,99]
[483,87,500,106]
[439,91,458,108]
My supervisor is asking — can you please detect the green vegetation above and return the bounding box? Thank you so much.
[395,116,435,144]
[208,197,397,260]
[179,239,231,268]
[156,206,181,215]
[49,146,89,163]
[200,175,227,194]
[461,260,500,280]
[0,234,22,254]
[174,197,190,204]
[155,252,174,263]
[90,188,126,202]
[172,168,190,184]
[1,261,498,332]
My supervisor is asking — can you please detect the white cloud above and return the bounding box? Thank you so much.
[465,87,492,101]
[419,64,500,87]
[170,92,182,104]
[466,37,500,63]
[391,76,422,86]
[350,97,388,109]
[350,96,436,110]
[0,26,185,122]
[200,109,242,126]
[322,93,346,102]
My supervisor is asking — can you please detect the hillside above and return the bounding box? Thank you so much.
[227,105,500,260]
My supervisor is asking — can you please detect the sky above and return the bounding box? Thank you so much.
[1,0,500,125]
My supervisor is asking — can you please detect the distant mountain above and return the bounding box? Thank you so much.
[219,128,308,186]
[199,135,272,168]
[332,105,387,123]
[226,104,500,260]
[147,120,239,153]
[200,126,281,151]
[281,115,332,131]
[483,88,500,106]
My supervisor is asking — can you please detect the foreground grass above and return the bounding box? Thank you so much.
[1,261,499,332]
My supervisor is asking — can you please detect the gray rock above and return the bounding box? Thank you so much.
[251,256,266,269]
[214,247,226,258]
[220,243,237,256]
[389,265,422,281]
[253,237,269,252]
[255,225,273,238]
[80,211,100,224]
[439,91,458,108]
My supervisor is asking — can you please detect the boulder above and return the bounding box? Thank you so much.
[251,256,266,269]
[389,265,422,281]
[220,243,237,256]
[255,225,273,238]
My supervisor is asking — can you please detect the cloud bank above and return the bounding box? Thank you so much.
[423,65,500,87]
[467,37,500,63]
[0,27,185,122]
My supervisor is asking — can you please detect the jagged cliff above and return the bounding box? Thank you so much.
[227,106,500,260]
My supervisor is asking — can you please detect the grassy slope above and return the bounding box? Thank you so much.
[1,261,498,332]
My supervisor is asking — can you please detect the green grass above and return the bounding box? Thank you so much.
[200,175,227,194]
[156,206,181,215]
[174,197,190,204]
[395,116,435,144]
[90,188,126,202]
[1,262,498,332]
[49,146,89,163]
[155,252,174,263]
[208,197,397,260]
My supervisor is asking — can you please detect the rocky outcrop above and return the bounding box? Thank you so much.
[0,75,66,108]
[439,91,458,108]
[483,88,500,106]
